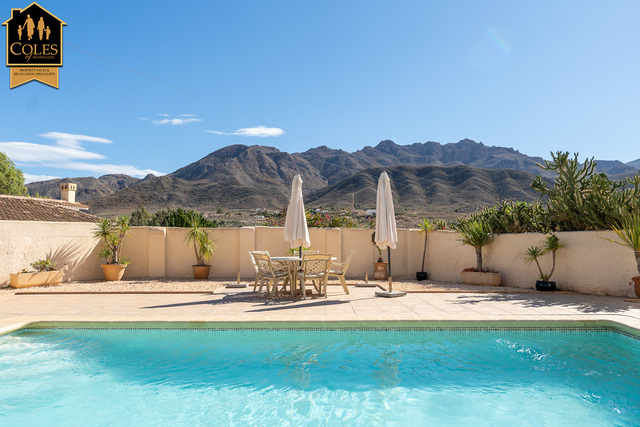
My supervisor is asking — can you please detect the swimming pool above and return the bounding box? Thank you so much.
[1,323,639,426]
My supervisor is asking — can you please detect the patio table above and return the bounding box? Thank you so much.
[270,256,302,296]
[271,256,336,297]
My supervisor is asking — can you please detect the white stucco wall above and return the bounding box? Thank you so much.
[1,221,637,296]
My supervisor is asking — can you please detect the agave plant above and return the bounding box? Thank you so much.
[523,234,566,281]
[93,216,131,264]
[418,218,434,273]
[456,221,495,271]
[185,213,216,266]
[603,214,640,276]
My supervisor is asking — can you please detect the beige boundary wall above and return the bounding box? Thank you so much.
[0,221,637,297]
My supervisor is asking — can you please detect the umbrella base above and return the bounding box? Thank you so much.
[375,291,407,298]
[356,282,378,287]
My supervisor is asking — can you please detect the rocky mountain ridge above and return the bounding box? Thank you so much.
[24,139,640,215]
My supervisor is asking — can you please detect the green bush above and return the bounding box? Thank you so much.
[129,206,218,228]
[454,151,640,233]
[263,208,356,228]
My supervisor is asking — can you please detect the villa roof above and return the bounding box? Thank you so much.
[0,195,97,223]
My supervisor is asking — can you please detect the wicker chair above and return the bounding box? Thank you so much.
[296,253,332,299]
[250,251,291,296]
[327,251,354,295]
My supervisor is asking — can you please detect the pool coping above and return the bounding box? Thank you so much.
[3,319,640,340]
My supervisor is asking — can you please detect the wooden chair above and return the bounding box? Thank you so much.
[296,253,332,299]
[250,251,291,296]
[327,251,354,295]
[249,251,265,292]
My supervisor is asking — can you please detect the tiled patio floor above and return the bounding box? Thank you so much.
[2,285,640,334]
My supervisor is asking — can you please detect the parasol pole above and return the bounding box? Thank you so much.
[388,247,392,292]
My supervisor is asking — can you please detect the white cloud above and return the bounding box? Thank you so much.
[152,117,202,125]
[0,132,165,180]
[0,141,106,163]
[205,126,285,138]
[141,114,202,126]
[39,132,112,148]
[52,162,164,178]
[23,173,61,184]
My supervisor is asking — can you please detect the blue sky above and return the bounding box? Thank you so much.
[2,0,639,183]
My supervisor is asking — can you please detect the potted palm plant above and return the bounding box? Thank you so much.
[186,214,216,279]
[603,214,640,298]
[93,216,131,281]
[457,220,501,286]
[523,234,566,291]
[417,218,434,280]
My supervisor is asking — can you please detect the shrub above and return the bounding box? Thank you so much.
[30,259,56,272]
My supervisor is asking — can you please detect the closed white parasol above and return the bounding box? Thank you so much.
[374,171,405,297]
[283,174,310,254]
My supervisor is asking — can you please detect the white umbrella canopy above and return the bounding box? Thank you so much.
[375,171,398,252]
[283,174,310,251]
[374,171,405,297]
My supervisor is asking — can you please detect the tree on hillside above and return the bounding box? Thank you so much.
[0,152,28,196]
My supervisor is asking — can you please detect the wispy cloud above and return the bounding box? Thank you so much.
[23,173,61,184]
[51,162,163,177]
[0,131,111,163]
[153,117,202,125]
[0,132,165,179]
[39,132,112,148]
[205,126,285,138]
[141,113,202,126]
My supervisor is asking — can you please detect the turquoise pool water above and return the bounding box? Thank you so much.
[1,326,639,426]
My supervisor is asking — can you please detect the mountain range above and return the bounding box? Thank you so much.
[25,139,640,216]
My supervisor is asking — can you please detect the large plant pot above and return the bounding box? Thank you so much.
[192,265,211,280]
[101,264,127,281]
[460,271,501,286]
[416,272,428,281]
[632,276,640,298]
[536,280,557,292]
[10,270,63,288]
[373,262,389,280]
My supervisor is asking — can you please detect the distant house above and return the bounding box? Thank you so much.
[0,183,97,222]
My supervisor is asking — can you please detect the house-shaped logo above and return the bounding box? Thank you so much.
[3,2,66,88]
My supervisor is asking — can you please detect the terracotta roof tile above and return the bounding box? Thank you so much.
[0,194,89,209]
[0,195,98,222]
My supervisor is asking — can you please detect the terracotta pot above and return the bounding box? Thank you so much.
[373,262,388,280]
[192,265,211,280]
[632,276,640,298]
[536,280,556,292]
[101,264,127,281]
[416,272,428,281]
[10,270,63,288]
[460,271,501,286]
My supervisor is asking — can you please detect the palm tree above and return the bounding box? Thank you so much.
[523,234,566,281]
[457,221,495,271]
[93,215,131,264]
[604,214,640,276]
[542,234,566,279]
[418,218,434,273]
[185,213,215,266]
